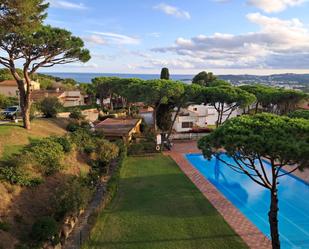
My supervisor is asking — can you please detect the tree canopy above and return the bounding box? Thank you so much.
[0,1,90,129]
[198,113,309,249]
[192,71,217,87]
[199,86,256,126]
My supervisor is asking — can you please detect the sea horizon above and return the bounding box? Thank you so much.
[42,72,194,83]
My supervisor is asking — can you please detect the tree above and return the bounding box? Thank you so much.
[200,86,256,127]
[128,79,184,131]
[198,113,309,249]
[39,97,63,118]
[192,71,217,86]
[160,67,170,80]
[0,1,90,129]
[274,89,307,115]
[92,77,121,111]
[287,109,309,119]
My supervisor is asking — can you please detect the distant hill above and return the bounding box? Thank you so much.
[218,73,309,85]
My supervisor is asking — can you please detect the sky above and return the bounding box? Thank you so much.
[40,0,309,75]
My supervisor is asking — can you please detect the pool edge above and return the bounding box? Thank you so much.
[165,151,272,249]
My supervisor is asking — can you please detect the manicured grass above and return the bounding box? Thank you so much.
[83,155,247,249]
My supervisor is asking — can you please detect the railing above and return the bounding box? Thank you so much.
[170,132,210,140]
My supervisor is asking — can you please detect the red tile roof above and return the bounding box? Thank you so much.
[0,80,17,87]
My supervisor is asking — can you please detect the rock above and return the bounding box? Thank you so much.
[54,243,62,249]
[61,224,72,239]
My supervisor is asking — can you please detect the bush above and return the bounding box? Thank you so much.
[66,121,80,132]
[0,94,18,109]
[288,109,309,120]
[0,221,10,231]
[39,97,63,118]
[128,141,156,155]
[31,217,58,242]
[50,136,72,153]
[26,138,65,175]
[69,128,97,153]
[98,113,117,121]
[53,177,92,220]
[0,156,43,186]
[69,109,84,120]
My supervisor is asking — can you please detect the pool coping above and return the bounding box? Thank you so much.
[165,151,272,249]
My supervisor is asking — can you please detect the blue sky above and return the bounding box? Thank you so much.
[42,0,309,75]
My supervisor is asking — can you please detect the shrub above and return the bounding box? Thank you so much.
[69,109,84,120]
[26,138,65,175]
[0,221,10,231]
[98,113,117,121]
[0,94,18,109]
[288,109,309,120]
[53,177,92,220]
[66,121,80,132]
[0,156,43,186]
[69,128,97,153]
[30,217,58,242]
[50,136,72,153]
[39,97,63,118]
[127,141,156,155]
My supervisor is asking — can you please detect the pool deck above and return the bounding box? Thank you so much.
[164,141,271,249]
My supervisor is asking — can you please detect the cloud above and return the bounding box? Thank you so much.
[48,0,87,10]
[153,3,191,20]
[247,0,307,13]
[152,13,309,69]
[147,32,161,38]
[83,35,107,45]
[90,32,140,45]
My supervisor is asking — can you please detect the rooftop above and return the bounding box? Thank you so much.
[0,80,17,87]
[95,118,141,135]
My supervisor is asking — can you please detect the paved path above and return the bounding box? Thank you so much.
[165,141,271,249]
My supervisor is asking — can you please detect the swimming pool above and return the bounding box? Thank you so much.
[186,153,309,249]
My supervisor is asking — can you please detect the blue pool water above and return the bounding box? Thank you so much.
[186,153,309,249]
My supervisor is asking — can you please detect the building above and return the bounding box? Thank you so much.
[95,118,142,143]
[172,104,239,133]
[0,80,40,97]
[31,89,85,107]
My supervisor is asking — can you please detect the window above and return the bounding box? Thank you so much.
[193,108,197,111]
[182,122,193,128]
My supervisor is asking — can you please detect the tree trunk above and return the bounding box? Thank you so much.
[269,187,280,249]
[167,105,181,140]
[153,106,158,132]
[255,102,259,114]
[110,94,114,111]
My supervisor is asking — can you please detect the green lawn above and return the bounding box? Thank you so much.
[83,155,247,249]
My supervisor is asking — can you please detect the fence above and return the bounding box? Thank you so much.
[170,132,210,140]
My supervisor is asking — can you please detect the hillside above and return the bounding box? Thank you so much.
[0,119,90,249]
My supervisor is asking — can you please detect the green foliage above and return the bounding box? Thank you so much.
[93,139,119,165]
[69,128,98,153]
[69,109,84,120]
[0,221,10,231]
[26,137,65,175]
[156,103,173,131]
[66,121,80,132]
[160,67,170,80]
[0,94,18,109]
[50,136,72,153]
[53,177,92,219]
[198,113,309,168]
[192,71,217,86]
[39,97,63,118]
[288,109,309,119]
[30,216,58,242]
[127,141,156,155]
[0,155,43,186]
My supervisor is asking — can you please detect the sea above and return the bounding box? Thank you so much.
[42,72,194,84]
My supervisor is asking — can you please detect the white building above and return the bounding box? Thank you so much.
[172,104,240,133]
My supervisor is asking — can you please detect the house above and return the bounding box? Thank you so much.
[95,118,142,143]
[0,80,40,97]
[31,89,85,107]
[138,106,154,125]
[172,104,239,132]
